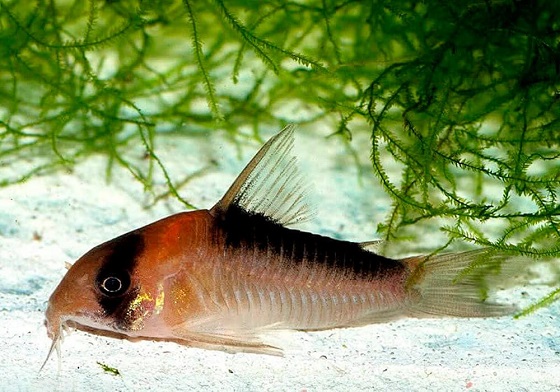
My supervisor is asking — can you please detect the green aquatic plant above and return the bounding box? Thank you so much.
[96,361,121,376]
[1,1,559,310]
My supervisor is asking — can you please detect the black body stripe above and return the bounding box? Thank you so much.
[96,233,144,320]
[218,205,405,278]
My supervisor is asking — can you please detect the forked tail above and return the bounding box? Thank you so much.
[403,249,521,318]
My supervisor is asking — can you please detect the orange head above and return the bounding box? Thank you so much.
[42,231,145,368]
[42,210,214,368]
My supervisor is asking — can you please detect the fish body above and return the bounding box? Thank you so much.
[44,126,513,361]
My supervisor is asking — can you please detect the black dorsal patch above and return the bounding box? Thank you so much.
[218,205,405,279]
[95,232,144,323]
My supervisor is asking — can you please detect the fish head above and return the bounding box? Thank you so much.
[43,229,151,369]
[43,211,214,367]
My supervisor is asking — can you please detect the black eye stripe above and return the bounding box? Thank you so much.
[95,233,144,317]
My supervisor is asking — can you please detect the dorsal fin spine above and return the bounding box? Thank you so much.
[210,125,312,226]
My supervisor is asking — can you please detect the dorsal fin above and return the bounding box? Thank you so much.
[210,125,312,226]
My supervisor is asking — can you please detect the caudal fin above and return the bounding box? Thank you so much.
[403,249,523,318]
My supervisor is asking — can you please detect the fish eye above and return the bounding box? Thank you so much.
[101,277,122,293]
[97,271,130,296]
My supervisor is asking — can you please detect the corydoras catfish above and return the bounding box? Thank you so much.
[43,126,516,366]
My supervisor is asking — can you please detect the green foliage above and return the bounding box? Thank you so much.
[96,361,121,376]
[1,1,559,308]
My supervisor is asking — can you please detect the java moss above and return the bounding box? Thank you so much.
[1,1,559,311]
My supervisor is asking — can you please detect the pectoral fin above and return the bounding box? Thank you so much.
[171,327,283,356]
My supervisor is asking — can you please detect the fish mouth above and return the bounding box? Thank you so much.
[40,317,66,372]
[41,311,133,371]
[40,316,98,371]
[41,308,93,371]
